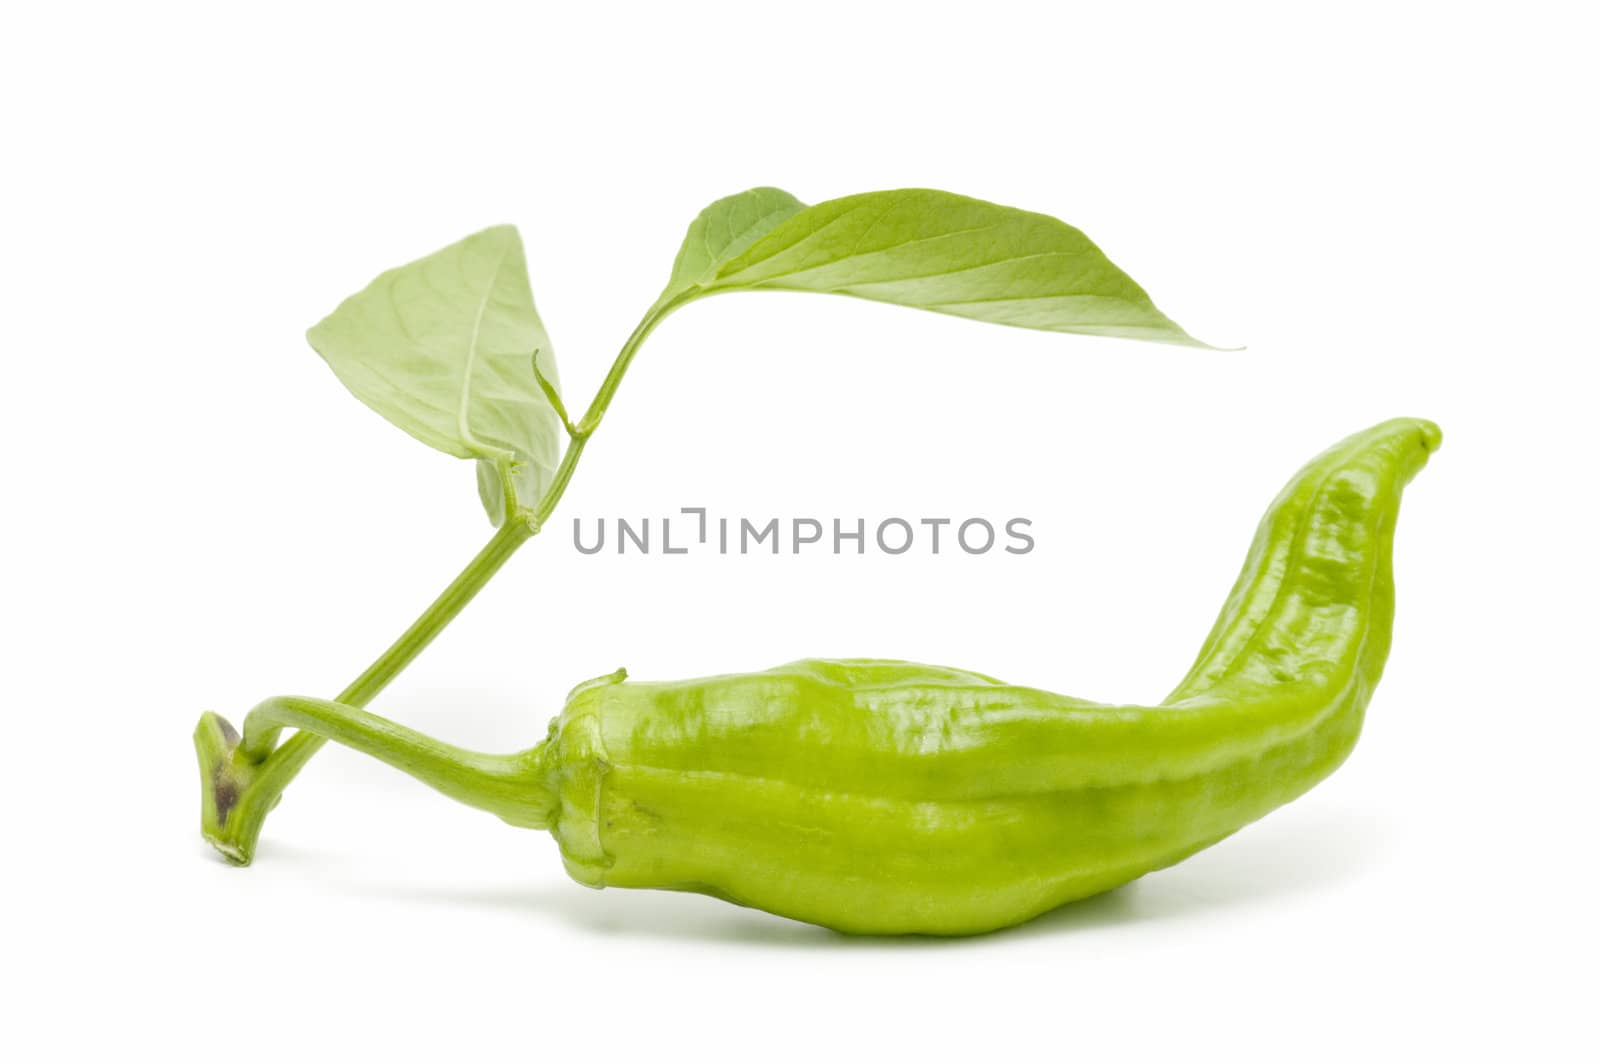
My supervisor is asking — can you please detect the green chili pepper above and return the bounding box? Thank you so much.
[197,417,1438,935]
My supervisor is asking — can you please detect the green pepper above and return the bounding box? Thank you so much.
[197,417,1438,935]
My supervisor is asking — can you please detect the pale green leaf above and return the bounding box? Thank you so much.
[306,225,564,524]
[703,189,1206,347]
[660,186,806,302]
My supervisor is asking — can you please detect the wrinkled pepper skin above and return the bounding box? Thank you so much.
[533,418,1440,935]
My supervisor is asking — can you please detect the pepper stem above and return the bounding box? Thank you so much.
[196,696,552,864]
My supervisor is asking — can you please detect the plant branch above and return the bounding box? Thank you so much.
[572,291,698,438]
[529,294,692,526]
[197,517,532,861]
[198,292,699,863]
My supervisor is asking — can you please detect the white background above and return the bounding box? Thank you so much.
[3,2,1595,1059]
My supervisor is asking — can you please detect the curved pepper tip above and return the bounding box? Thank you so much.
[1417,419,1443,454]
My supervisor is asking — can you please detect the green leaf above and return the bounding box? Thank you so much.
[660,186,806,303]
[701,188,1206,347]
[306,225,565,525]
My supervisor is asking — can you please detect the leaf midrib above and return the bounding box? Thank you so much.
[459,240,512,457]
[723,219,1011,287]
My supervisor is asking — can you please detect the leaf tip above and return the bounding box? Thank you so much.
[474,222,523,249]
[1182,333,1245,353]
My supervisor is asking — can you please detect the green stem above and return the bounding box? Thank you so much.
[241,696,552,829]
[197,294,695,863]
[198,518,531,861]
[525,293,691,527]
[340,520,532,707]
[520,294,690,531]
